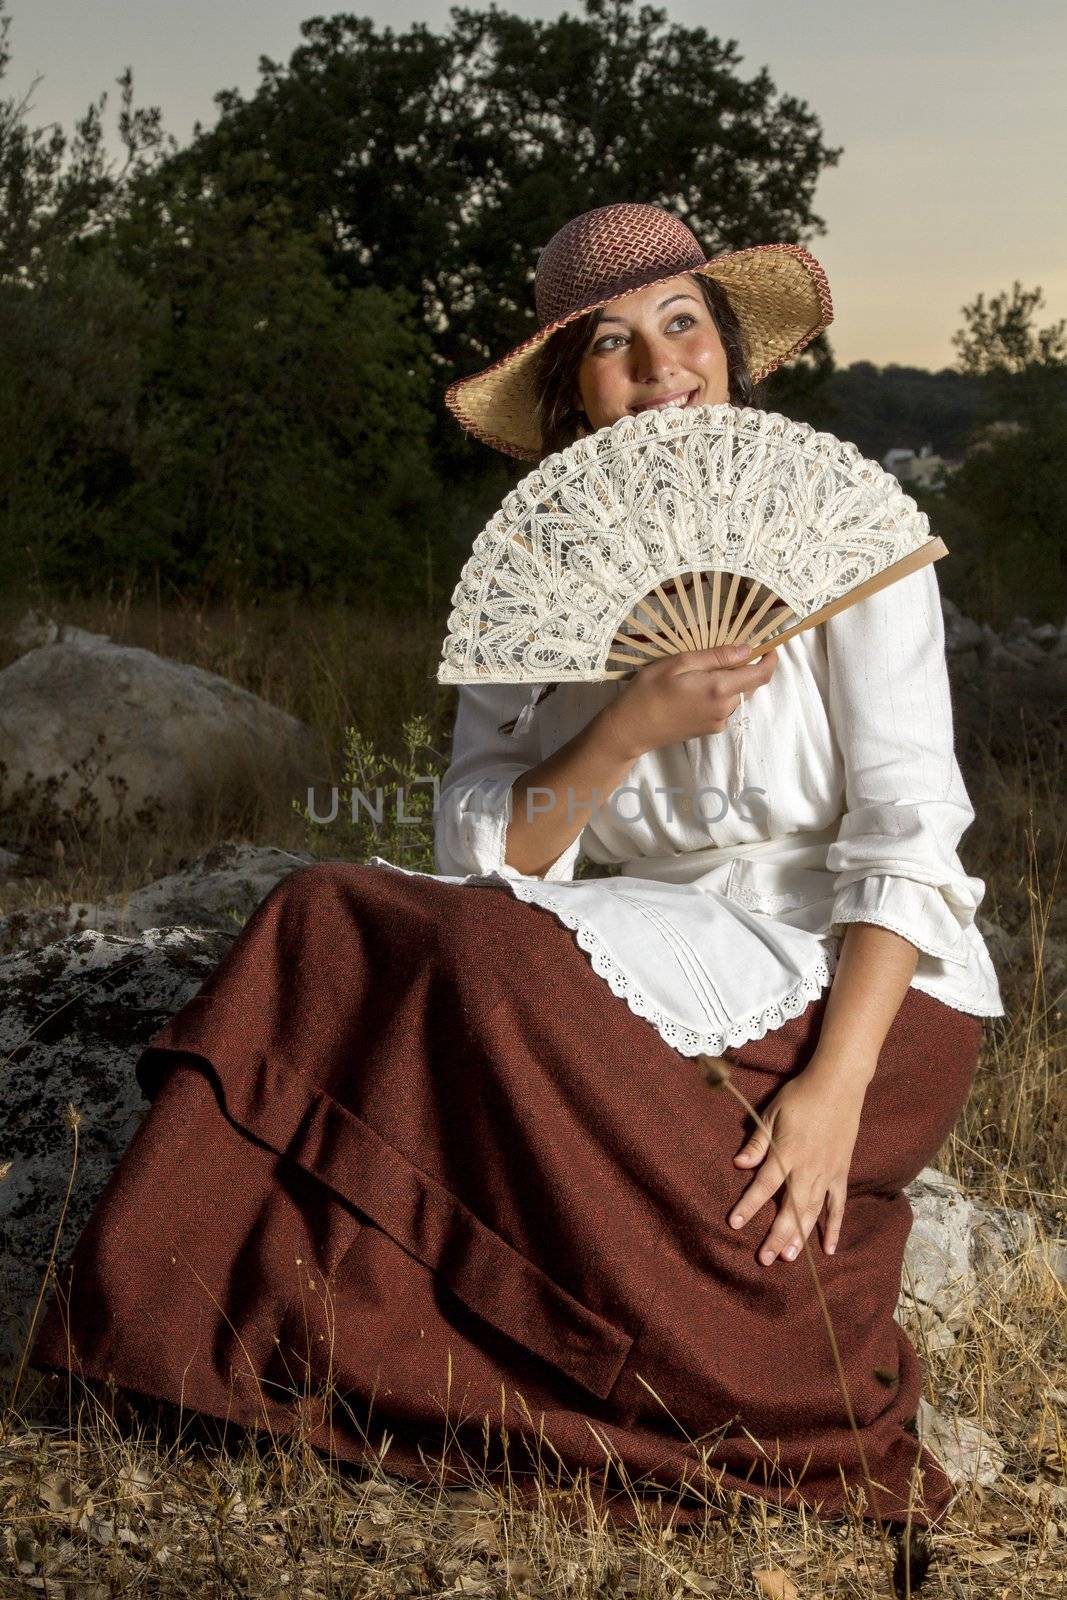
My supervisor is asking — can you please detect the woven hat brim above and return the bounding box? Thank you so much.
[444,242,834,462]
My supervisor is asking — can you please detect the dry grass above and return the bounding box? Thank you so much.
[1,588,1065,1596]
[0,588,456,908]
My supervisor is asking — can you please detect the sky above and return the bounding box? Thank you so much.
[7,0,1066,371]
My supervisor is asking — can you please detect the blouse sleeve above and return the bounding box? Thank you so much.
[822,560,987,965]
[434,682,583,881]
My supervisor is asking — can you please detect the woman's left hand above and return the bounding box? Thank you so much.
[727,1059,870,1264]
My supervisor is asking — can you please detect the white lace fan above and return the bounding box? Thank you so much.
[437,402,946,687]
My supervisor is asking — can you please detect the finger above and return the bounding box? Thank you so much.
[729,1166,783,1231]
[822,1187,846,1256]
[776,1178,813,1241]
[733,1124,770,1165]
[760,1196,822,1264]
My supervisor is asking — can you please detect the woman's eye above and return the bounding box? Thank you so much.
[592,313,697,353]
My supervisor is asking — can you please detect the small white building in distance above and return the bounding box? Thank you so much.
[882,443,954,490]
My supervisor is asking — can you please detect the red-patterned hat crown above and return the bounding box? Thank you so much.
[535,203,708,328]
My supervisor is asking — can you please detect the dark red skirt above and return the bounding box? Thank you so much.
[31,860,983,1530]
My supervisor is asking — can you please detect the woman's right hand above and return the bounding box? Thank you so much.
[598,641,780,762]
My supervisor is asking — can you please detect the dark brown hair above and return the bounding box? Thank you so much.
[497,273,761,734]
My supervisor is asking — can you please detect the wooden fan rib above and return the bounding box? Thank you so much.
[651,582,698,650]
[746,604,796,645]
[606,644,670,668]
[617,611,677,654]
[743,588,787,636]
[607,630,668,662]
[691,570,711,649]
[709,570,723,648]
[715,572,743,645]
[723,578,763,644]
[672,573,705,653]
[740,539,948,659]
[631,596,691,654]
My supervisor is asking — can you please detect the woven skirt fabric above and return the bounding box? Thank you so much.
[30,860,983,1530]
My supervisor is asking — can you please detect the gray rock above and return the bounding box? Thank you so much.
[976,915,1027,969]
[947,646,980,677]
[1,844,322,1378]
[970,1201,1040,1298]
[939,595,1067,764]
[1001,636,1050,667]
[895,1166,1067,1413]
[0,630,321,829]
[950,655,1067,761]
[975,917,1065,1008]
[977,622,1010,669]
[0,925,230,1380]
[0,840,314,955]
[900,1167,978,1332]
[941,598,983,653]
[9,607,111,655]
[916,1397,1006,1489]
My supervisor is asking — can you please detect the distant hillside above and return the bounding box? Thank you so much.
[817,363,984,461]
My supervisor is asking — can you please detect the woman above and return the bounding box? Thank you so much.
[31,203,1004,1537]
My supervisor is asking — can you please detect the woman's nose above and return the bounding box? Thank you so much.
[629,332,676,383]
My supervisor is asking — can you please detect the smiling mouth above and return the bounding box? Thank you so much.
[631,389,699,414]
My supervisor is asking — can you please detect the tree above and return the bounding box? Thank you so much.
[1,0,849,610]
[0,0,172,284]
[0,240,163,593]
[951,280,1067,426]
[0,0,172,593]
[0,3,441,610]
[936,281,1067,624]
[952,280,1067,378]
[151,0,843,485]
[104,150,442,604]
[931,411,1067,625]
[761,338,840,432]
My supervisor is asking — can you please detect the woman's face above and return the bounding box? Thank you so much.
[573,272,730,431]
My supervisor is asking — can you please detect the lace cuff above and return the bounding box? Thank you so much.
[828,874,972,965]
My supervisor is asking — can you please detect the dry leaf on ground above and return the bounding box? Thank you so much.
[753,1567,800,1600]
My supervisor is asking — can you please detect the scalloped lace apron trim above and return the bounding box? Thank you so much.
[500,876,841,1059]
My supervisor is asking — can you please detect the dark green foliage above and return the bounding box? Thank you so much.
[926,405,1067,626]
[816,362,986,462]
[0,0,843,611]
[0,242,165,593]
[105,156,441,604]
[184,0,842,405]
[930,281,1067,626]
[90,0,845,546]
[0,0,1062,627]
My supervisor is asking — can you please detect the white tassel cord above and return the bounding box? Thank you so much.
[730,690,751,798]
[510,685,541,737]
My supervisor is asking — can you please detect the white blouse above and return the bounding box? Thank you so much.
[369,561,1005,1058]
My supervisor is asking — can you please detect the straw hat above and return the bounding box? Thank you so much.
[444,201,834,462]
